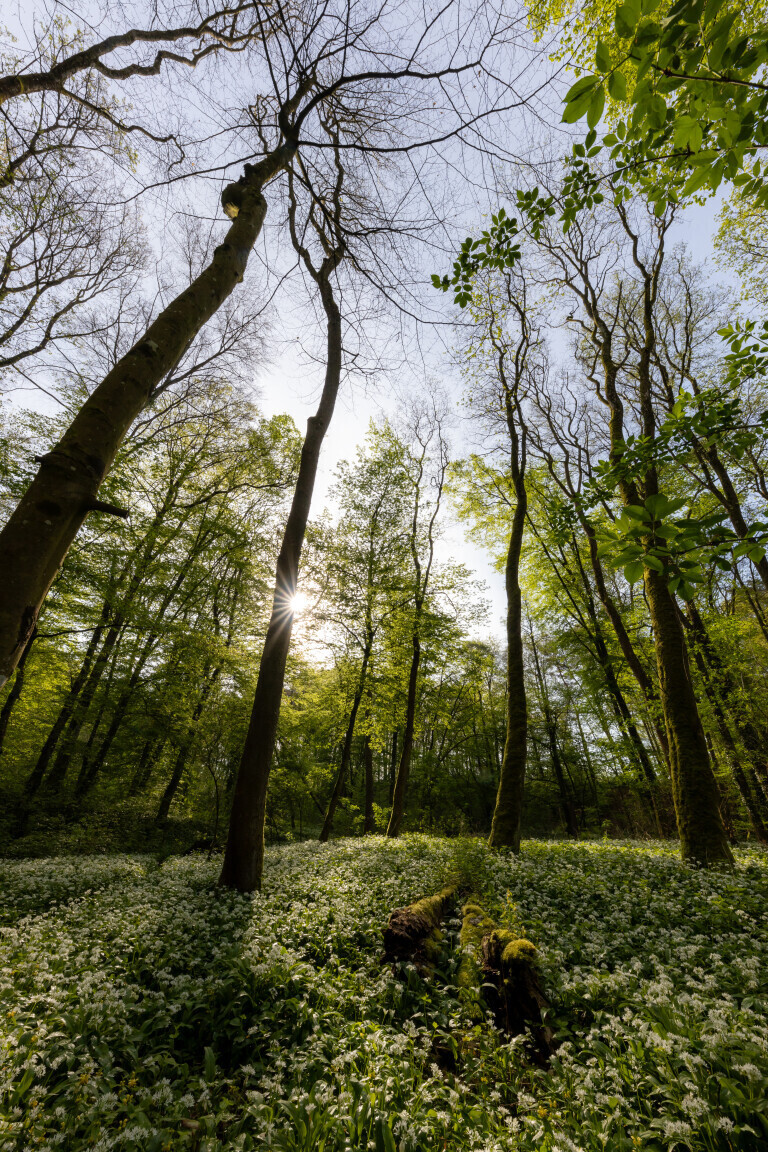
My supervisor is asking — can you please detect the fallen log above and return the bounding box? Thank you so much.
[382,886,455,966]
[458,898,554,1058]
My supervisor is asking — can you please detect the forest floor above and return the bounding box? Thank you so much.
[1,837,766,1152]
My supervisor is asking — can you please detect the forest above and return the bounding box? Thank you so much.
[1,0,767,1149]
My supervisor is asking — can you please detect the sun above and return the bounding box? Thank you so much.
[289,591,308,615]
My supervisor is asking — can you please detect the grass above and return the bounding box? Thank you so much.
[0,836,766,1151]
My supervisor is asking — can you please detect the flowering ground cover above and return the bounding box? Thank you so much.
[1,837,766,1152]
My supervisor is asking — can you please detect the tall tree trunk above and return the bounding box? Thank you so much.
[219,258,343,892]
[644,570,733,863]
[363,732,375,833]
[488,477,527,850]
[0,146,296,686]
[529,627,578,838]
[0,627,36,754]
[319,647,370,842]
[386,629,421,838]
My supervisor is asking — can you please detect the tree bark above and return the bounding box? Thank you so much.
[0,627,36,754]
[488,476,527,850]
[0,147,294,687]
[363,731,375,833]
[218,254,343,891]
[386,630,421,838]
[644,569,734,863]
[319,647,370,842]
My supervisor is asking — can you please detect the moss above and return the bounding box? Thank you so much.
[408,885,454,928]
[458,899,496,993]
[501,937,537,967]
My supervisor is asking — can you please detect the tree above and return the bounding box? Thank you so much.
[316,426,412,841]
[452,270,541,852]
[0,0,522,685]
[387,400,450,838]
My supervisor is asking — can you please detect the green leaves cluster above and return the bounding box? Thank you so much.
[596,493,738,599]
[561,0,768,213]
[431,209,520,306]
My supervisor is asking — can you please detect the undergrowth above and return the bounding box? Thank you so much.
[0,837,766,1151]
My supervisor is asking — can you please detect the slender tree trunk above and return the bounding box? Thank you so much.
[529,626,578,838]
[682,604,768,844]
[644,570,733,864]
[156,668,219,821]
[23,608,112,795]
[0,627,36,754]
[128,735,165,795]
[387,630,421,838]
[389,730,398,801]
[582,522,670,763]
[488,483,527,850]
[44,619,127,792]
[0,148,295,686]
[218,267,343,892]
[363,732,375,833]
[319,647,370,842]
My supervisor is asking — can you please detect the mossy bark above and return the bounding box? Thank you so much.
[457,899,552,1055]
[481,928,552,1055]
[383,886,454,965]
[644,568,733,865]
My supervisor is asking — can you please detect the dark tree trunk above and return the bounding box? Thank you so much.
[363,732,375,833]
[644,569,733,864]
[23,608,112,796]
[386,630,421,838]
[219,260,343,892]
[0,627,36,754]
[488,478,527,850]
[319,648,370,842]
[128,735,166,795]
[389,730,398,802]
[155,669,219,821]
[0,148,295,686]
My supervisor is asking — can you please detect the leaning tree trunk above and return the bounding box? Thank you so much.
[218,271,343,893]
[488,474,527,850]
[644,568,733,864]
[156,666,220,821]
[0,148,294,687]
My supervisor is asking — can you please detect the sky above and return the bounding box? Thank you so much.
[257,190,734,643]
[1,0,742,647]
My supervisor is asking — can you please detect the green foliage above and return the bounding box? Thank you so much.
[556,0,768,219]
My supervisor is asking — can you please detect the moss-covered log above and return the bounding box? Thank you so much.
[482,928,553,1056]
[383,886,454,965]
[457,899,553,1056]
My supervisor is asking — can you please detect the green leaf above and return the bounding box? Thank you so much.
[596,40,613,72]
[564,75,601,102]
[587,85,606,128]
[607,70,628,101]
[624,559,645,583]
[616,0,641,38]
